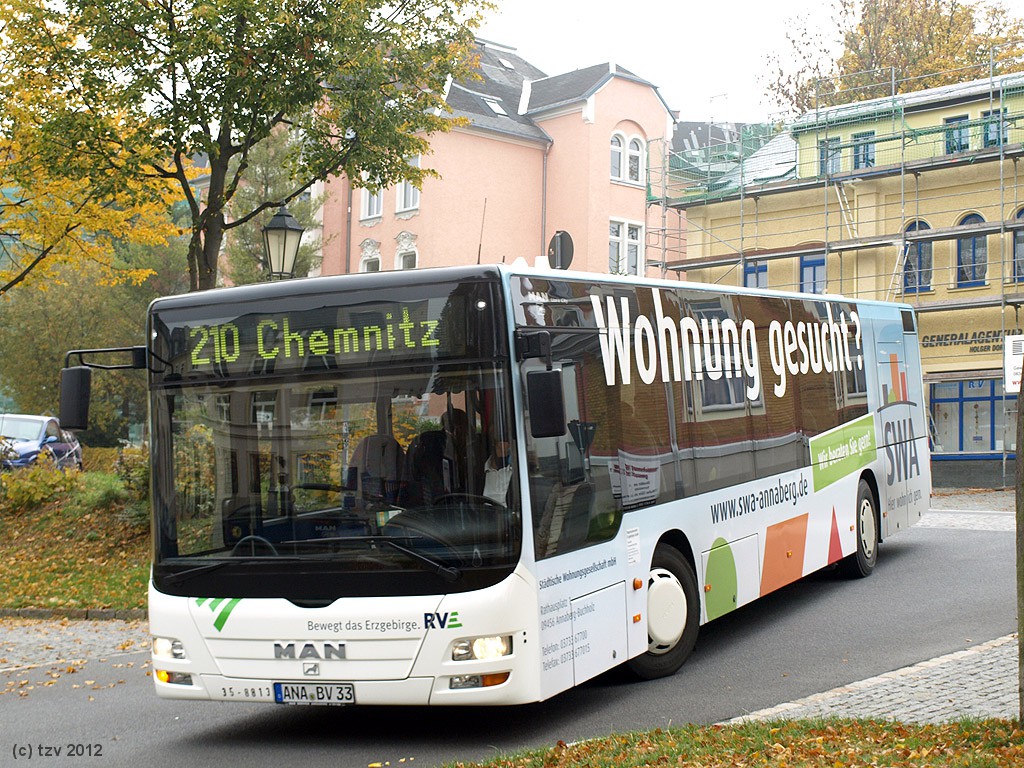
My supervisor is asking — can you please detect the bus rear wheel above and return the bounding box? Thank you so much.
[839,478,878,579]
[627,544,699,680]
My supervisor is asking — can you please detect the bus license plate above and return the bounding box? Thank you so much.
[273,682,356,705]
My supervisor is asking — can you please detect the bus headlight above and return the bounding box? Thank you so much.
[152,637,187,660]
[452,635,512,661]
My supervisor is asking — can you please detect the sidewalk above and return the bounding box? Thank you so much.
[733,489,1019,724]
[728,634,1018,723]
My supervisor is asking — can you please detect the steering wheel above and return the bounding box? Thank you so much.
[231,535,279,557]
[433,493,506,511]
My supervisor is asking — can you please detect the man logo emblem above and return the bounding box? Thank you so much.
[303,662,320,677]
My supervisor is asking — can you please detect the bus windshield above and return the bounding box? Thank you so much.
[148,273,519,599]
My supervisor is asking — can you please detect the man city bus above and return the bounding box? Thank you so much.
[60,263,929,705]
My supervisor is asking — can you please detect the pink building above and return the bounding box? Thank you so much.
[320,40,675,276]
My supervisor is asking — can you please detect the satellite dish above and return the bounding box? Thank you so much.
[547,231,573,270]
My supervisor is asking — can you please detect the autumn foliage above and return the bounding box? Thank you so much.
[0,9,178,295]
[2,0,490,292]
[451,720,1024,767]
[765,0,1024,113]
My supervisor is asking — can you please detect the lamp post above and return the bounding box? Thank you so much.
[261,206,304,280]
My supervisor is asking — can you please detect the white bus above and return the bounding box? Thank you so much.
[62,264,930,705]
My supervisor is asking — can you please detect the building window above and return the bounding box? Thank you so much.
[609,220,643,274]
[359,238,381,273]
[397,156,420,213]
[397,251,416,270]
[983,109,1008,148]
[852,131,875,169]
[800,254,826,293]
[627,138,644,183]
[945,115,969,154]
[1014,208,1024,281]
[610,135,623,179]
[611,134,645,183]
[818,137,840,176]
[930,379,1017,457]
[956,213,987,287]
[361,188,383,220]
[903,220,932,293]
[743,260,767,288]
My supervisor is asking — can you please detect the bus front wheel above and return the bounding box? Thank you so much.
[839,478,878,579]
[627,544,699,680]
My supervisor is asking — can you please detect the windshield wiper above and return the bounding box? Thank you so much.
[163,537,461,584]
[163,556,304,585]
[301,535,462,582]
[163,560,235,585]
[375,537,461,583]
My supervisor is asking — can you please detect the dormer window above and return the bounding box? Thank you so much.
[482,97,507,116]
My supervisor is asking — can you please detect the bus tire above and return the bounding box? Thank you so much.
[626,544,699,680]
[839,478,878,579]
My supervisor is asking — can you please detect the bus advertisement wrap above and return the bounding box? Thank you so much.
[590,287,862,399]
[809,414,877,491]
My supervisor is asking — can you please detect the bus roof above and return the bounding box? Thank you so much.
[148,262,913,315]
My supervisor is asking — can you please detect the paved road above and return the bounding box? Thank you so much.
[1,491,1017,767]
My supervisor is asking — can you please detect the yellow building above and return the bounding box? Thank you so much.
[653,71,1024,472]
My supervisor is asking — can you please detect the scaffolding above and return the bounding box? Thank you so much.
[647,59,1024,482]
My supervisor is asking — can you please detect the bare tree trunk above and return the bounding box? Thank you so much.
[186,230,202,293]
[198,214,223,291]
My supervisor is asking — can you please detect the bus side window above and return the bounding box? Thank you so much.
[526,337,629,559]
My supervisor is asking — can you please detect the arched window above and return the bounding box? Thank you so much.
[903,221,932,293]
[1014,208,1024,281]
[627,138,644,183]
[610,134,623,179]
[956,213,987,288]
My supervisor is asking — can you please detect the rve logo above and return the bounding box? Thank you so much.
[424,611,462,629]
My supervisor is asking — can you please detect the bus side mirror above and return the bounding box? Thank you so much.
[526,369,566,438]
[60,366,92,431]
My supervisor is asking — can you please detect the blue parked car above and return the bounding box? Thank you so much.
[0,414,83,471]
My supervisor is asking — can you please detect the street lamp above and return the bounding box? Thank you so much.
[261,206,304,280]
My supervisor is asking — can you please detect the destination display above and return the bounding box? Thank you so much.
[156,296,467,378]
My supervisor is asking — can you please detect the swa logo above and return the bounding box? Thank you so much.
[424,611,462,629]
[878,352,921,486]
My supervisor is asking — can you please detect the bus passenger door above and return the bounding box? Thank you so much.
[522,347,628,696]
[874,311,925,535]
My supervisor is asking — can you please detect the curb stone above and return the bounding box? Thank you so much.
[0,608,146,620]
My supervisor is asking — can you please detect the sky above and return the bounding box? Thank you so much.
[477,0,1024,122]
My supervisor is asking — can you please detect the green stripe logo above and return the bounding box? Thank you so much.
[196,597,241,632]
